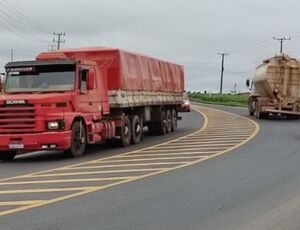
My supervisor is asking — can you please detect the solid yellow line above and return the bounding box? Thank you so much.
[67,162,190,170]
[116,152,215,158]
[175,138,242,142]
[188,134,250,137]
[149,143,237,148]
[25,169,167,178]
[174,138,244,142]
[0,200,46,206]
[139,147,225,152]
[101,156,204,163]
[163,141,241,145]
[201,131,252,134]
[0,177,134,186]
[0,187,100,194]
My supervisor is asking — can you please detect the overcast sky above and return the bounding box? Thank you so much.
[0,0,300,93]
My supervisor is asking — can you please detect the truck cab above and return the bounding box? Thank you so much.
[0,59,113,160]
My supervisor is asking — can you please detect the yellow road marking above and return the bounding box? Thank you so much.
[149,143,237,148]
[100,156,205,163]
[25,168,168,178]
[0,200,46,206]
[0,177,134,186]
[0,187,99,194]
[0,188,100,216]
[173,138,245,142]
[0,104,260,217]
[67,162,191,170]
[139,148,224,152]
[110,152,214,158]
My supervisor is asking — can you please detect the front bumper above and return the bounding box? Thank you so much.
[0,131,71,151]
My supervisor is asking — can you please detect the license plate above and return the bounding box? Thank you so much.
[9,143,24,149]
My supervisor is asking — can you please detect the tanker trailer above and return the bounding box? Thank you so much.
[247,54,300,119]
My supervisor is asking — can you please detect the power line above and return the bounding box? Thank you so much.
[273,37,291,53]
[217,52,229,94]
[0,5,50,43]
[53,32,66,50]
[0,0,52,33]
[230,39,271,54]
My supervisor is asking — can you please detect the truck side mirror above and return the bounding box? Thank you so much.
[87,69,96,90]
[246,79,250,88]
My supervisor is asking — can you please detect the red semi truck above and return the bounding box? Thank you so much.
[0,47,184,160]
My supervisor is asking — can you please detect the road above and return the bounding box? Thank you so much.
[1,104,300,230]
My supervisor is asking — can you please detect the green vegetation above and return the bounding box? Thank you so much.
[189,92,249,107]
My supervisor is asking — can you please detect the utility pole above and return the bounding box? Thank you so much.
[217,52,229,94]
[53,32,66,50]
[273,37,291,53]
[10,48,13,62]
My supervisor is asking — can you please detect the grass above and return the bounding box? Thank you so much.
[189,92,249,107]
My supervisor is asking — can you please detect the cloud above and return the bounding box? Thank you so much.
[0,0,299,92]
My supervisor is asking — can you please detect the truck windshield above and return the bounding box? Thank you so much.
[5,64,75,93]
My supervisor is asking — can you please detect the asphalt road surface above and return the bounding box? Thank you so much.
[1,104,300,230]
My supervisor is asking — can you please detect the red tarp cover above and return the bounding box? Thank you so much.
[37,47,184,93]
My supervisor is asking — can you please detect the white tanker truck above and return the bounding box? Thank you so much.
[247,54,300,119]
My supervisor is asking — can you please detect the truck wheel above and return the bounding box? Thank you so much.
[171,109,177,132]
[254,109,267,119]
[166,110,172,133]
[120,115,132,147]
[158,110,167,135]
[0,151,16,161]
[66,121,87,157]
[131,115,143,144]
[248,97,255,116]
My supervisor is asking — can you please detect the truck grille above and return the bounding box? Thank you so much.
[0,104,36,134]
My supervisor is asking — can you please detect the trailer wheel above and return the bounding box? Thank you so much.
[0,151,16,161]
[248,97,255,116]
[166,110,172,133]
[119,115,132,147]
[158,110,167,135]
[254,103,268,119]
[171,109,177,132]
[131,115,143,144]
[66,121,87,157]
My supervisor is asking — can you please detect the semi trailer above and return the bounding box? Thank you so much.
[247,54,300,119]
[0,47,184,160]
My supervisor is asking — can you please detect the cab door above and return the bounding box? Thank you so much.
[78,67,102,114]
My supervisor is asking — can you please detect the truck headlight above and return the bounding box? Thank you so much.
[47,120,65,130]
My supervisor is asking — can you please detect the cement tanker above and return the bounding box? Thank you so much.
[247,54,300,119]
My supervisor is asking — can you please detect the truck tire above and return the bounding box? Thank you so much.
[166,110,172,133]
[171,109,177,132]
[248,97,255,116]
[0,151,16,161]
[255,110,266,119]
[157,110,167,135]
[131,115,143,144]
[119,115,132,147]
[66,121,87,157]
